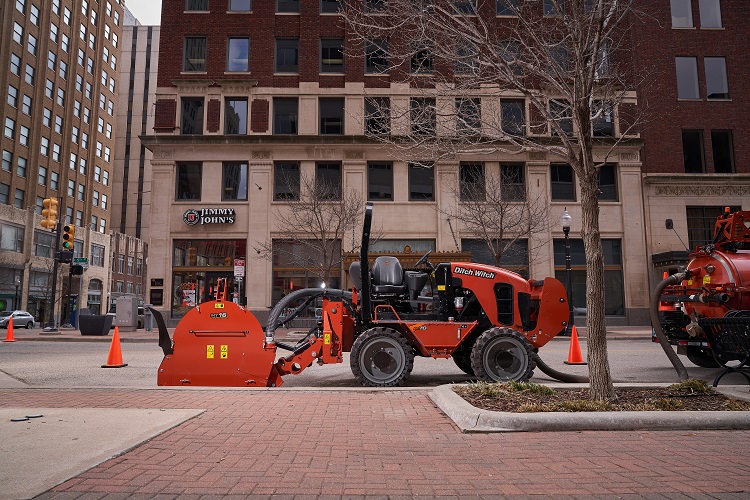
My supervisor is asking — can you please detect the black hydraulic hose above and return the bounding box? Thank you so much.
[532,352,589,383]
[265,288,353,342]
[650,272,690,381]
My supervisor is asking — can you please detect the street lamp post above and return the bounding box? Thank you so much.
[560,208,573,335]
[14,275,21,310]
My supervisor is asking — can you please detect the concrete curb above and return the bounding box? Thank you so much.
[429,383,750,433]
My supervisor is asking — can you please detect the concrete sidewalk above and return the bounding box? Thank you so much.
[0,387,748,499]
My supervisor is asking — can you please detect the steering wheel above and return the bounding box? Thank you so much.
[414,250,433,270]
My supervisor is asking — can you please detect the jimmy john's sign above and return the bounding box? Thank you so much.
[183,208,236,225]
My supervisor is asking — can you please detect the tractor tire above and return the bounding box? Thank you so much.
[686,347,720,368]
[470,328,535,383]
[351,327,414,387]
[452,351,474,376]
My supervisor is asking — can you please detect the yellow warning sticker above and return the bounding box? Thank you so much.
[214,303,225,309]
[688,280,693,285]
[324,333,331,345]
[206,345,215,359]
[220,345,228,359]
[437,285,446,291]
[703,275,711,285]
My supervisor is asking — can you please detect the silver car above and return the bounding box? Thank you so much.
[0,310,36,329]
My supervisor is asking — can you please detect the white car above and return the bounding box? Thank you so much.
[0,310,36,329]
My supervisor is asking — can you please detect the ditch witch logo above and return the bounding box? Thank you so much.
[183,208,236,226]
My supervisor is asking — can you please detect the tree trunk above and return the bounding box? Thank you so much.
[579,174,617,401]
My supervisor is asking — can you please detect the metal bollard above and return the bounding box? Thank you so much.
[144,303,153,332]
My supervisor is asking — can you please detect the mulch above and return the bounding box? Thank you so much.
[456,386,750,412]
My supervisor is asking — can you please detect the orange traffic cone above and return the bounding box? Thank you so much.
[101,326,128,368]
[3,320,15,342]
[563,325,587,365]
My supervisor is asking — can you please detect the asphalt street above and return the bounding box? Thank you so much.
[0,337,735,389]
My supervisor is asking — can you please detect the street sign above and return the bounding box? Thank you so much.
[234,259,245,278]
[73,257,89,269]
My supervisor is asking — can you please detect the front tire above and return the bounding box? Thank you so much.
[471,328,535,382]
[351,327,414,387]
[686,347,720,368]
[26,321,34,329]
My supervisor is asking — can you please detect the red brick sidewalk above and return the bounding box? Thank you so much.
[2,388,749,498]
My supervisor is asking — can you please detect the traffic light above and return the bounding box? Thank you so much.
[40,198,59,229]
[62,224,75,251]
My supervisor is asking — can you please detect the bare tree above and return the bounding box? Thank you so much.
[254,173,364,289]
[344,0,643,400]
[444,164,551,268]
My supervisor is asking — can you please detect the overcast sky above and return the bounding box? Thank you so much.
[125,0,162,25]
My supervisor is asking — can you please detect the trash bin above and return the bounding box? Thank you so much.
[79,314,113,336]
[144,304,153,332]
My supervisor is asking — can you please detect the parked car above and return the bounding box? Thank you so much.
[106,305,145,329]
[0,310,35,329]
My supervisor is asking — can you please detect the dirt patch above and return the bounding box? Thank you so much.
[454,381,750,413]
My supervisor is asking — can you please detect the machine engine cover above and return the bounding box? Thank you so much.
[157,300,281,387]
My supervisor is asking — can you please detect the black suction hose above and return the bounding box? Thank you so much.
[650,272,690,381]
[532,352,589,383]
[265,288,353,342]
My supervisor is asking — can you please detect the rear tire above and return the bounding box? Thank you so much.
[351,327,414,387]
[471,328,535,382]
[686,347,720,368]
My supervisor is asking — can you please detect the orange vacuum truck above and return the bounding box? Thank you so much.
[152,203,572,387]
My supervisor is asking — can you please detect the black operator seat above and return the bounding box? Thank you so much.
[371,256,407,294]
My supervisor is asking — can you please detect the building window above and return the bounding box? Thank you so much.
[365,39,389,74]
[453,0,476,14]
[408,163,434,201]
[17,157,27,177]
[4,118,15,140]
[11,53,21,75]
[181,97,204,134]
[101,194,107,209]
[460,162,485,201]
[497,0,519,15]
[368,162,393,201]
[22,93,31,115]
[705,57,729,99]
[365,97,390,136]
[273,98,298,135]
[410,98,436,136]
[550,99,573,136]
[14,189,25,209]
[543,0,564,16]
[410,43,433,74]
[275,38,299,73]
[315,162,342,200]
[227,38,249,72]
[0,184,8,204]
[501,100,525,136]
[592,102,613,137]
[99,218,105,233]
[91,244,105,266]
[277,0,299,12]
[25,64,35,85]
[456,98,481,135]
[501,163,525,201]
[229,0,251,11]
[274,161,300,201]
[699,0,722,28]
[2,150,11,171]
[554,238,623,315]
[462,238,528,276]
[183,37,207,72]
[225,98,248,134]
[38,166,47,185]
[77,184,85,201]
[598,164,618,201]
[454,41,479,75]
[1,222,25,251]
[686,205,741,249]
[711,130,734,173]
[8,85,18,107]
[186,0,209,10]
[51,171,59,190]
[365,0,386,13]
[13,22,24,45]
[176,162,202,200]
[675,57,699,99]
[223,162,248,200]
[128,256,134,275]
[67,180,74,196]
[91,215,98,231]
[550,163,575,200]
[321,38,344,73]
[117,254,125,273]
[321,0,340,13]
[319,98,344,135]
[136,258,143,276]
[671,0,693,27]
[682,130,705,173]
